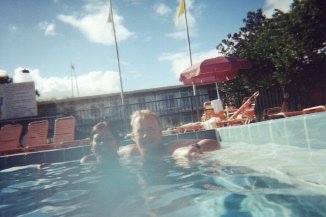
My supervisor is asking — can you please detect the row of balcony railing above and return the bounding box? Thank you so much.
[2,86,300,139]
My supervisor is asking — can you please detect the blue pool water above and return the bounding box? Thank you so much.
[1,152,326,217]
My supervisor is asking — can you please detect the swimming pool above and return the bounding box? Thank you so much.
[1,112,326,217]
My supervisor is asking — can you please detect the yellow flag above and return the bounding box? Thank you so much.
[174,0,185,26]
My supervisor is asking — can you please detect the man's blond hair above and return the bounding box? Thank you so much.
[130,110,160,128]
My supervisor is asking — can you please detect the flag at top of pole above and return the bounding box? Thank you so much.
[174,0,192,66]
[175,0,185,26]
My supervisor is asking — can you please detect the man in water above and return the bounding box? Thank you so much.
[118,110,220,158]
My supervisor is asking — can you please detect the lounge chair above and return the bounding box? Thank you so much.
[0,124,24,155]
[269,111,304,119]
[176,122,204,133]
[268,112,287,119]
[284,110,304,117]
[25,120,52,152]
[219,91,260,126]
[265,107,304,120]
[226,118,248,126]
[302,106,326,114]
[228,91,259,122]
[265,105,325,120]
[52,116,89,148]
[53,116,76,143]
[263,107,282,120]
[201,92,259,129]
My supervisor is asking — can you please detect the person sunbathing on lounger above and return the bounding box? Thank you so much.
[80,121,120,164]
[118,109,220,159]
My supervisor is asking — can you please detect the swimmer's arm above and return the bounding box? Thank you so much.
[195,139,221,152]
[118,144,140,157]
[169,139,220,152]
[168,139,220,157]
[80,154,96,164]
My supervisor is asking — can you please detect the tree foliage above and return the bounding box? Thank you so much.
[217,0,326,106]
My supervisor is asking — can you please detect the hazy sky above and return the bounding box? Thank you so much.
[0,0,293,99]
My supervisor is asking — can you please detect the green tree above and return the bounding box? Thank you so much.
[217,0,326,106]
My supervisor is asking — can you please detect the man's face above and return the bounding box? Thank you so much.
[132,115,163,155]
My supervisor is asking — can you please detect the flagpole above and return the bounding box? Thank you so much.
[70,62,74,97]
[183,0,193,66]
[183,1,198,120]
[71,63,80,97]
[108,0,125,106]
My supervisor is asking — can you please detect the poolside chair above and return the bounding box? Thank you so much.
[201,92,259,129]
[268,112,286,119]
[0,124,24,155]
[284,110,304,117]
[302,105,326,114]
[25,120,52,152]
[52,116,90,148]
[263,107,282,120]
[226,91,260,125]
[53,116,76,143]
[265,108,304,120]
[176,122,204,133]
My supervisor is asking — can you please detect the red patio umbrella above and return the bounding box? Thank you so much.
[179,56,252,99]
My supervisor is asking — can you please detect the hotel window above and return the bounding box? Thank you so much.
[164,94,175,111]
[181,91,190,111]
[138,97,146,110]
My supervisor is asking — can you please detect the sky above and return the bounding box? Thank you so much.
[0,0,293,100]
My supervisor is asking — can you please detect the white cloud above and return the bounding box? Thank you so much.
[12,67,120,99]
[8,24,17,31]
[13,68,34,83]
[158,49,222,79]
[39,22,57,36]
[263,0,293,17]
[155,3,172,16]
[0,69,8,77]
[57,3,134,46]
[45,23,57,36]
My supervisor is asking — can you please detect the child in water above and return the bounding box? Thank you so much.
[80,121,120,164]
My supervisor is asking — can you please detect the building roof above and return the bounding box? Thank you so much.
[37,84,194,104]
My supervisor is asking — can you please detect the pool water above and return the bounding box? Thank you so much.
[1,145,326,217]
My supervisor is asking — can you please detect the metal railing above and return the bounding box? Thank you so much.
[1,86,300,139]
[71,94,211,138]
